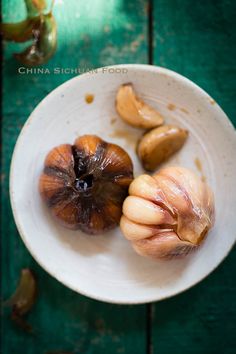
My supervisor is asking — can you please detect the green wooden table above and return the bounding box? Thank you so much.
[1,1,236,353]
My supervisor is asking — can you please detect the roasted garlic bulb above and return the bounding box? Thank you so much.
[39,135,133,234]
[120,167,214,259]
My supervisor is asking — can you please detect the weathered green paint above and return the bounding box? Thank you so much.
[1,0,235,353]
[152,1,236,354]
[153,0,236,124]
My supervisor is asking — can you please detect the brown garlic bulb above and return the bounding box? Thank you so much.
[120,167,215,259]
[39,135,133,234]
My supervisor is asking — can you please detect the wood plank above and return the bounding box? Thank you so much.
[153,0,236,123]
[152,1,236,353]
[1,1,149,353]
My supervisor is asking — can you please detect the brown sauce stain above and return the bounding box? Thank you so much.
[85,93,94,104]
[195,157,206,182]
[194,157,203,172]
[210,99,215,105]
[167,103,176,111]
[109,129,138,149]
[110,117,117,125]
[180,107,189,114]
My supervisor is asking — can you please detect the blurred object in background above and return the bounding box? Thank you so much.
[3,268,37,332]
[0,0,57,65]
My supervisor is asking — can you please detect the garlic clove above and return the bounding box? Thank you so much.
[114,175,134,187]
[87,211,106,234]
[153,173,190,214]
[129,174,174,214]
[138,125,188,171]
[154,167,214,245]
[129,174,158,200]
[52,198,82,230]
[74,135,102,156]
[102,142,133,176]
[120,215,160,241]
[158,166,213,216]
[133,231,195,259]
[39,145,76,203]
[159,166,200,202]
[115,83,164,129]
[103,201,123,224]
[44,144,74,172]
[122,196,175,225]
[39,174,66,201]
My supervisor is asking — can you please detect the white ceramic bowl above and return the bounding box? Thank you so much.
[10,65,236,304]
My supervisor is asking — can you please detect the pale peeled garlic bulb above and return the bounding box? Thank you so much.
[120,167,215,259]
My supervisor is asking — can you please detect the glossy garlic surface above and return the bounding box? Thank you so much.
[39,135,133,234]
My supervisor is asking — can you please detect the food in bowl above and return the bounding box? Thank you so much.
[137,125,188,171]
[120,166,215,259]
[39,135,133,234]
[115,83,164,128]
[115,83,188,171]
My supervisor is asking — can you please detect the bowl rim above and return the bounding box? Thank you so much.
[9,64,236,304]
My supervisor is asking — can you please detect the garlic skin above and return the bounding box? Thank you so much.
[120,167,214,259]
[39,135,133,234]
